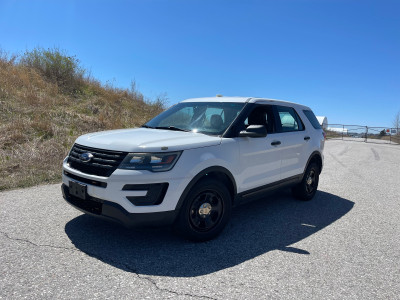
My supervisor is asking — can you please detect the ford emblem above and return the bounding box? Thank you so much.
[79,152,94,162]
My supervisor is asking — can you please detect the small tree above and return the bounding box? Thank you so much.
[379,129,386,136]
[393,111,400,135]
[19,47,85,94]
[393,111,400,127]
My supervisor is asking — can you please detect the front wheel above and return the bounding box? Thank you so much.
[175,178,232,242]
[292,162,320,201]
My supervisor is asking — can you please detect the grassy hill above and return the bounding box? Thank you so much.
[0,48,165,191]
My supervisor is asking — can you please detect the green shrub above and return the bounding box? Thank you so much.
[19,47,85,94]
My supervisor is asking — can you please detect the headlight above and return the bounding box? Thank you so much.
[118,151,182,172]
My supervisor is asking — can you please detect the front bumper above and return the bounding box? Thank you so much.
[61,184,178,228]
[62,159,191,214]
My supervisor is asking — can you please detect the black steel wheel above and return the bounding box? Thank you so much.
[305,169,317,194]
[189,191,224,232]
[292,162,320,201]
[175,178,232,242]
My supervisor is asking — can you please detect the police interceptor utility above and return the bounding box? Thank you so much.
[62,96,325,241]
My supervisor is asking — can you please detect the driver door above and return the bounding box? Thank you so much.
[235,105,282,193]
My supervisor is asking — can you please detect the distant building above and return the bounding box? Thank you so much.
[316,116,328,129]
[327,126,348,134]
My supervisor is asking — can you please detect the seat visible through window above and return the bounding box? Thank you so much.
[246,106,274,133]
[210,114,223,130]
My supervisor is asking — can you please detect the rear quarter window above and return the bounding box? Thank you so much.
[303,110,322,129]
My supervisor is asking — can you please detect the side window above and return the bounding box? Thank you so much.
[276,106,304,132]
[243,105,275,133]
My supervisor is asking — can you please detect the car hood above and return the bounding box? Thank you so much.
[75,128,222,152]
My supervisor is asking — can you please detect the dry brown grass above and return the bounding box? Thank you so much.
[0,50,165,191]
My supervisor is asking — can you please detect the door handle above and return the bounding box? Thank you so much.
[304,136,311,141]
[271,141,281,146]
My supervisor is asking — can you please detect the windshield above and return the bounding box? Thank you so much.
[144,102,245,135]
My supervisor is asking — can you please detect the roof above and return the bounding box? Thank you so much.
[180,96,309,109]
[180,96,251,103]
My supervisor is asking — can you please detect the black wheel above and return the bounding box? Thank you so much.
[292,162,320,201]
[175,178,232,242]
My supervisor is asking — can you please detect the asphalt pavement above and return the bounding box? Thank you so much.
[1,140,400,299]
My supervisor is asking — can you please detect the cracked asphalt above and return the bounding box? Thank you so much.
[1,140,400,299]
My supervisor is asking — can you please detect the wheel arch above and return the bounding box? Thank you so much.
[174,166,237,211]
[305,151,323,175]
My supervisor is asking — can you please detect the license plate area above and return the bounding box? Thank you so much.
[69,181,87,200]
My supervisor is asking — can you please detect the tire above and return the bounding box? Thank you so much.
[292,162,320,201]
[174,178,232,242]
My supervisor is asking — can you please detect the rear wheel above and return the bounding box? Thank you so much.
[292,162,320,201]
[175,178,232,242]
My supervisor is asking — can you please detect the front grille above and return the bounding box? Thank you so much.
[67,144,128,177]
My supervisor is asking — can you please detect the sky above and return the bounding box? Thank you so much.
[1,0,399,127]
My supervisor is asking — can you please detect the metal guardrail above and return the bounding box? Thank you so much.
[325,124,400,145]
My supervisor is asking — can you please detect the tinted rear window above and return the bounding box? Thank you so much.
[303,110,322,129]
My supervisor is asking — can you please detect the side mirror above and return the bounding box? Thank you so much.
[239,125,267,138]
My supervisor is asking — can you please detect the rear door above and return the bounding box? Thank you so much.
[274,105,309,179]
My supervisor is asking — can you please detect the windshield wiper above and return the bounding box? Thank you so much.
[154,126,190,132]
[141,124,154,128]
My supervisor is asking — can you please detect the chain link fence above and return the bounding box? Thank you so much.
[325,124,400,145]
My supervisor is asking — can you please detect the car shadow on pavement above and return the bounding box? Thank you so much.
[65,190,353,277]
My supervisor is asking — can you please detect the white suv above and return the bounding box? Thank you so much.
[62,97,325,241]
